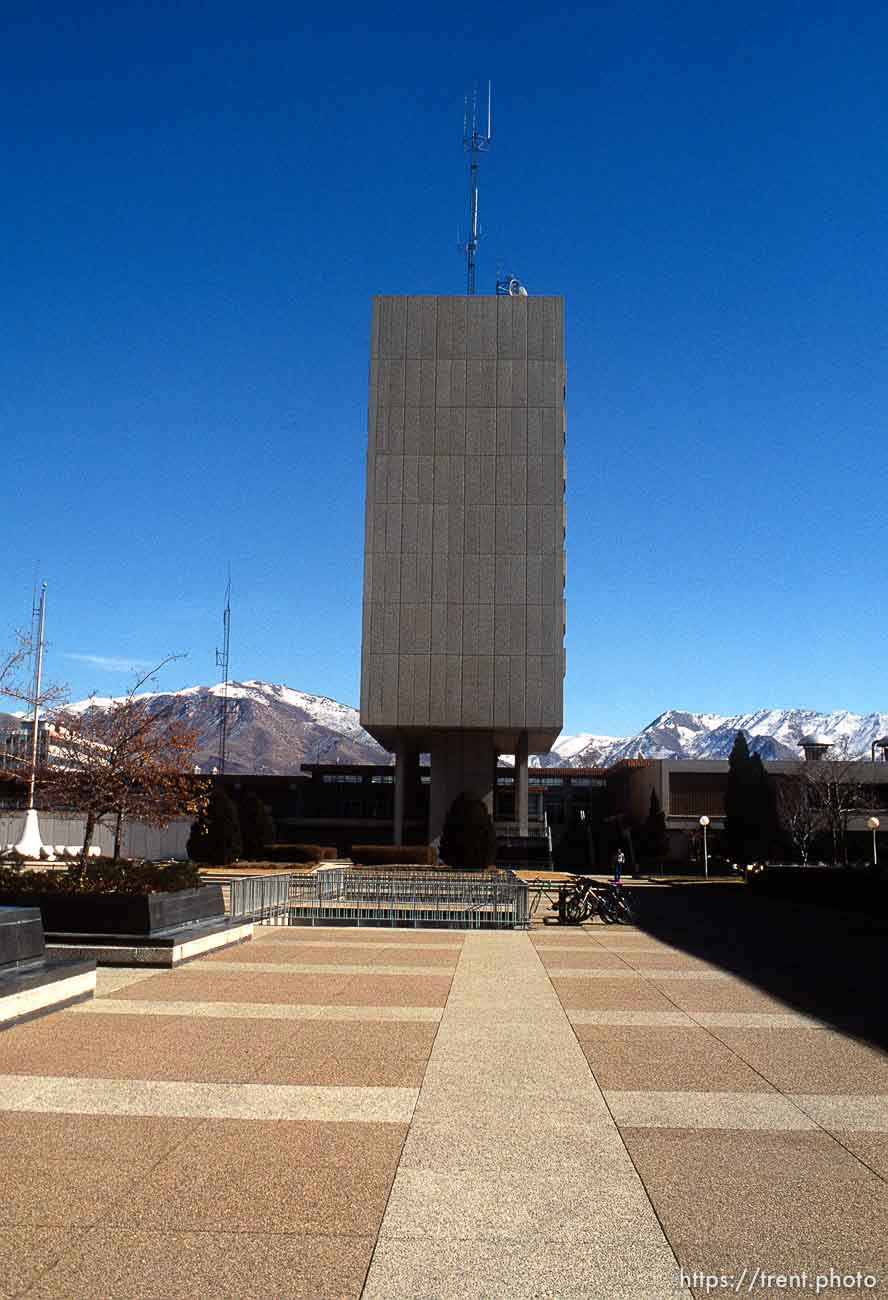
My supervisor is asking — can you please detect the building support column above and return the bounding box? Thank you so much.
[393,732,405,846]
[516,730,529,837]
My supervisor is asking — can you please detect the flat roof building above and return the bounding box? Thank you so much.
[359,294,566,841]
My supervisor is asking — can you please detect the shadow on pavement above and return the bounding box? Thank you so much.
[628,882,888,1052]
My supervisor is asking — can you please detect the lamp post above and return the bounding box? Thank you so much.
[699,815,710,880]
[867,817,880,867]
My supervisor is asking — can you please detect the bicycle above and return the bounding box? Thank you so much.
[557,876,636,925]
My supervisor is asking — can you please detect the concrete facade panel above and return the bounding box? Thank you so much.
[418,455,434,503]
[403,455,419,503]
[497,407,527,455]
[397,654,414,725]
[526,603,543,655]
[399,553,417,605]
[378,297,407,358]
[494,655,510,721]
[466,360,496,406]
[478,554,495,604]
[415,551,433,603]
[429,655,447,723]
[478,506,495,555]
[446,603,463,655]
[400,504,417,553]
[414,605,431,654]
[461,656,478,725]
[496,295,527,360]
[465,407,496,454]
[362,295,564,751]
[431,604,447,654]
[381,654,399,721]
[445,656,463,723]
[446,552,464,602]
[412,655,430,725]
[462,604,479,657]
[476,655,494,725]
[508,604,527,655]
[432,504,449,554]
[525,655,542,727]
[417,504,433,555]
[466,296,497,356]
[477,603,494,656]
[406,296,437,358]
[462,554,479,604]
[508,656,526,726]
[386,504,403,554]
[432,554,448,604]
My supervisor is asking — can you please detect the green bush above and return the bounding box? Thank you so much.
[237,792,276,860]
[187,787,242,865]
[264,843,324,864]
[350,844,437,866]
[0,858,203,895]
[439,793,497,869]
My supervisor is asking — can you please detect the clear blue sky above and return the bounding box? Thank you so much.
[2,1,885,737]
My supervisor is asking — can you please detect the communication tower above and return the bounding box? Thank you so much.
[458,83,492,294]
[215,573,231,774]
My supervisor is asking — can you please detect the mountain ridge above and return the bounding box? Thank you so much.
[40,682,888,774]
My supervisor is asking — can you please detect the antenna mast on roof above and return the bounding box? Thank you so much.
[459,82,492,294]
[215,570,231,774]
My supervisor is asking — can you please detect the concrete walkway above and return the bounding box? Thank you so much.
[364,932,684,1298]
[0,903,886,1299]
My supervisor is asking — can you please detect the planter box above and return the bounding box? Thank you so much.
[0,885,224,936]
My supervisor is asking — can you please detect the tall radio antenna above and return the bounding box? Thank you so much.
[215,569,231,774]
[459,82,492,294]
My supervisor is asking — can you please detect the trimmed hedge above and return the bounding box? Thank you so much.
[262,843,337,865]
[350,844,437,866]
[0,858,203,896]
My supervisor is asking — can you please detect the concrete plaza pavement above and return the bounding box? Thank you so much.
[0,888,886,1298]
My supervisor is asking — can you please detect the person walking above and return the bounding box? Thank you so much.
[613,847,625,883]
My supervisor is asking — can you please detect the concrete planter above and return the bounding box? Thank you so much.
[0,884,224,935]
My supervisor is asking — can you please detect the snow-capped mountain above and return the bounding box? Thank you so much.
[58,680,389,774]
[557,708,888,768]
[48,685,887,774]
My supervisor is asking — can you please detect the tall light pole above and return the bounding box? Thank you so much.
[14,583,48,860]
[699,815,710,880]
[867,817,880,867]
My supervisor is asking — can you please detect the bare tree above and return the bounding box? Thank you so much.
[774,774,824,865]
[41,656,207,859]
[0,628,66,709]
[778,742,870,866]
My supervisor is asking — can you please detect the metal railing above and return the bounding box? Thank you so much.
[289,867,529,930]
[227,873,293,926]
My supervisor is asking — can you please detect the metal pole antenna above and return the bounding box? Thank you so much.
[215,572,231,774]
[27,583,47,810]
[460,83,492,294]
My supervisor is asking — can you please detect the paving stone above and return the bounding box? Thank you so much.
[574,1025,772,1092]
[0,1226,81,1299]
[26,1227,376,1300]
[621,1128,888,1254]
[363,1235,688,1299]
[105,1119,406,1235]
[606,1089,816,1130]
[709,1027,888,1093]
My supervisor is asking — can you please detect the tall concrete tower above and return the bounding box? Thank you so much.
[360,294,565,843]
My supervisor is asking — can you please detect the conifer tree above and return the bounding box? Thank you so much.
[187,786,242,865]
[439,792,497,869]
[238,791,275,860]
[642,788,669,866]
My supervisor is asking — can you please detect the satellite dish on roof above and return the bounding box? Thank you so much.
[496,274,528,297]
